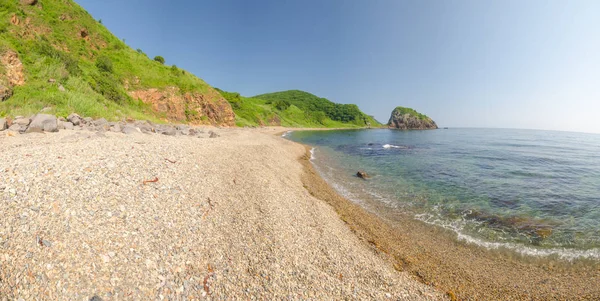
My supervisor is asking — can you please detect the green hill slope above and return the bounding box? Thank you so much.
[0,0,234,125]
[217,89,380,128]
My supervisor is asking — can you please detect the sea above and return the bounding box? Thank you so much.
[285,128,600,261]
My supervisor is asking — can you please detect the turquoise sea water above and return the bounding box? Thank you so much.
[286,128,600,260]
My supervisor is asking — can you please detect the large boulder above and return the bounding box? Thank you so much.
[26,114,58,133]
[387,107,437,130]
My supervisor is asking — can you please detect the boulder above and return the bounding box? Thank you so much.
[0,118,6,131]
[121,125,140,135]
[82,117,93,124]
[8,124,22,132]
[134,120,154,133]
[356,171,369,179]
[62,122,74,130]
[13,117,30,126]
[26,114,58,133]
[109,122,121,132]
[160,126,177,136]
[93,118,109,131]
[209,131,219,138]
[67,113,82,126]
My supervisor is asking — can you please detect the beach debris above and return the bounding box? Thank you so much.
[164,158,177,163]
[143,177,159,185]
[203,264,215,295]
[356,171,369,179]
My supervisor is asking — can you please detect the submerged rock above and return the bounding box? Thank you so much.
[356,171,369,179]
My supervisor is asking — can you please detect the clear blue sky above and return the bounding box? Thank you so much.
[76,0,600,133]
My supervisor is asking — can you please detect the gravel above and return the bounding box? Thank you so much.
[0,128,443,300]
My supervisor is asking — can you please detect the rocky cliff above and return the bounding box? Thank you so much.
[387,106,437,130]
[0,0,235,126]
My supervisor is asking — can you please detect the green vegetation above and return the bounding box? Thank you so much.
[153,55,165,64]
[392,106,431,120]
[217,89,381,128]
[0,0,217,121]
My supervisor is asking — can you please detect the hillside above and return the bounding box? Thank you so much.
[388,106,437,130]
[0,0,234,125]
[217,89,380,128]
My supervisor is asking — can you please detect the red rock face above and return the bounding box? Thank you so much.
[129,86,235,126]
[1,51,25,87]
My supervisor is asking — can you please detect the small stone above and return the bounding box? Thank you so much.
[101,254,110,263]
[83,117,93,124]
[89,295,103,301]
[385,293,392,298]
[41,239,52,247]
[58,84,65,92]
[48,78,56,83]
[209,131,219,138]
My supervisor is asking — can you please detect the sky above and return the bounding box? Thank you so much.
[75,0,600,133]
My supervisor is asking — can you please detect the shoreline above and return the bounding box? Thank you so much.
[294,137,600,300]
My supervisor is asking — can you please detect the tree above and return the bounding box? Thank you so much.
[153,56,165,64]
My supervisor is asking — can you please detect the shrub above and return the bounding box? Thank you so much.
[90,72,126,104]
[274,100,291,111]
[33,38,81,76]
[95,55,113,73]
[153,56,165,64]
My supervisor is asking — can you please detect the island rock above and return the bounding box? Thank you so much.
[387,106,437,130]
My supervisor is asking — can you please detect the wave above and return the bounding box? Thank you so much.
[309,147,316,160]
[415,213,600,260]
[281,130,293,137]
[383,144,407,149]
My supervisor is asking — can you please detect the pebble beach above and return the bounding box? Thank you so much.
[0,126,443,300]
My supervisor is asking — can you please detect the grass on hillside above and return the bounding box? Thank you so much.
[0,0,215,122]
[392,106,431,120]
[217,89,381,128]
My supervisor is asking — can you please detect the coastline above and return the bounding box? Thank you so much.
[292,129,600,300]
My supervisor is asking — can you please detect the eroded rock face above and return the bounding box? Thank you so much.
[129,86,235,126]
[20,0,37,6]
[0,51,25,101]
[387,108,438,130]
